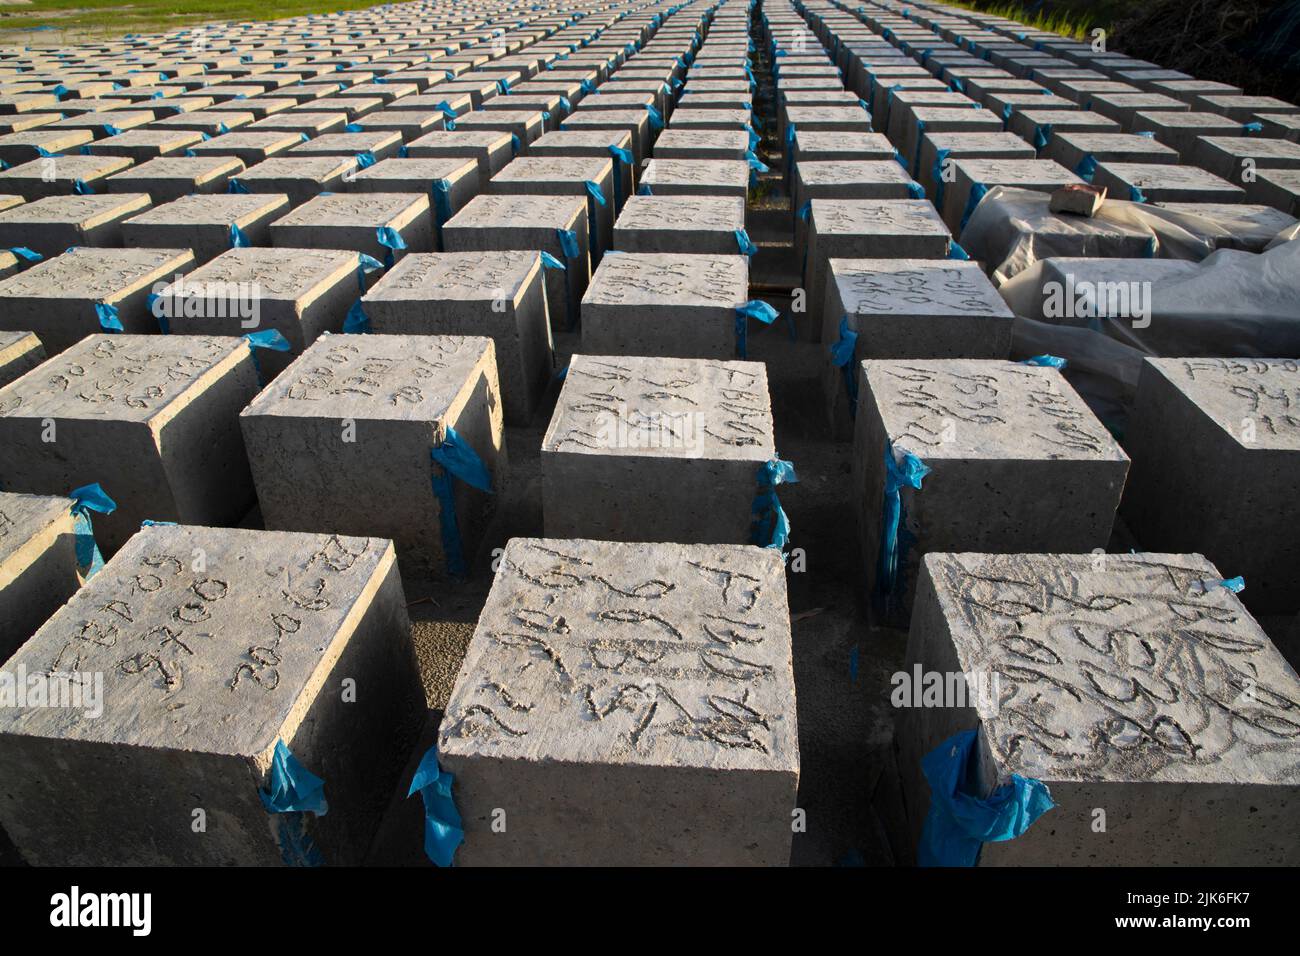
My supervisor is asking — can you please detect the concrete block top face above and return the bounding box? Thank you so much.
[531,128,634,152]
[124,192,286,226]
[0,490,71,567]
[242,332,491,425]
[1097,162,1239,189]
[642,159,749,187]
[408,129,513,149]
[543,354,774,462]
[354,156,476,184]
[0,193,151,227]
[0,523,395,757]
[110,156,243,181]
[0,246,190,303]
[439,537,798,774]
[953,157,1079,186]
[158,247,356,305]
[491,154,613,185]
[0,155,132,182]
[583,252,748,310]
[365,250,541,310]
[796,160,912,187]
[1136,111,1243,131]
[445,192,583,230]
[812,199,949,238]
[920,550,1300,786]
[655,128,748,149]
[238,155,354,180]
[830,258,1012,322]
[273,191,428,229]
[0,334,244,425]
[614,194,745,233]
[861,359,1126,463]
[1143,357,1300,452]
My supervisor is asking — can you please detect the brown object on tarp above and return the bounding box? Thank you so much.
[1050,182,1108,217]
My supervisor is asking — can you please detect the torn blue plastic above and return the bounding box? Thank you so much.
[510,133,521,156]
[947,241,970,261]
[931,147,951,208]
[906,181,924,199]
[1143,236,1157,258]
[959,182,989,232]
[73,178,93,195]
[344,299,370,334]
[408,747,463,866]
[745,150,768,173]
[555,229,581,261]
[876,443,930,603]
[228,177,249,194]
[69,483,116,577]
[1129,185,1147,203]
[94,301,122,333]
[750,458,798,551]
[1032,123,1053,150]
[1019,354,1067,369]
[376,225,406,267]
[559,96,572,113]
[645,104,665,130]
[356,252,383,291]
[344,122,363,133]
[918,730,1054,867]
[243,329,291,383]
[229,222,250,248]
[797,200,812,222]
[9,246,41,264]
[735,228,758,256]
[259,739,328,868]
[1242,121,1263,135]
[734,299,779,359]
[540,250,566,271]
[431,179,452,250]
[830,316,860,414]
[430,425,493,577]
[355,150,376,169]
[1074,154,1097,183]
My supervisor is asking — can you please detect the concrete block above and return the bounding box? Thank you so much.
[1122,358,1300,615]
[1192,136,1300,187]
[612,194,746,255]
[240,333,504,579]
[853,359,1128,624]
[0,523,424,865]
[439,536,799,865]
[528,128,637,214]
[0,334,257,553]
[269,191,433,263]
[288,130,403,162]
[0,246,193,353]
[122,193,290,264]
[0,491,79,663]
[152,247,358,379]
[651,128,749,160]
[404,129,514,183]
[1245,168,1300,216]
[104,156,244,204]
[0,193,152,258]
[362,250,553,425]
[581,252,748,359]
[896,550,1300,866]
[1131,111,1248,162]
[233,156,354,207]
[640,158,749,198]
[942,157,1083,233]
[0,129,95,168]
[0,155,133,200]
[489,155,616,261]
[915,131,1037,199]
[1092,161,1245,204]
[541,354,773,542]
[89,129,205,162]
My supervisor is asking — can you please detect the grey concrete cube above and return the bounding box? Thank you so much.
[0,491,78,663]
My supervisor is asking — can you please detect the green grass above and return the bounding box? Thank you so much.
[0,0,401,40]
[939,0,1113,42]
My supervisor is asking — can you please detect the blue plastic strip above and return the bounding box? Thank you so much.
[735,228,758,256]
[429,426,492,577]
[1033,123,1053,150]
[1074,154,1097,183]
[431,179,452,250]
[356,252,383,291]
[1129,185,1147,203]
[73,178,94,195]
[408,747,463,866]
[259,739,328,867]
[228,177,249,194]
[918,730,1054,867]
[947,242,970,260]
[376,225,406,267]
[646,104,664,130]
[750,458,798,551]
[9,246,41,264]
[877,443,930,603]
[540,250,566,270]
[243,329,291,384]
[69,483,116,577]
[959,182,989,232]
[229,222,250,248]
[932,147,950,208]
[830,316,860,414]
[355,150,376,169]
[1019,354,1067,369]
[344,299,370,334]
[734,299,779,358]
[94,301,122,332]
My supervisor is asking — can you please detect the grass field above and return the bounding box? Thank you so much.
[0,0,400,43]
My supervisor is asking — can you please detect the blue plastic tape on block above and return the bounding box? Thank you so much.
[906,181,924,199]
[376,225,406,267]
[734,299,779,359]
[947,242,970,261]
[646,104,665,130]
[355,150,376,169]
[1243,122,1263,135]
[69,483,115,577]
[146,292,169,334]
[73,179,93,195]
[344,299,370,334]
[429,426,492,576]
[1019,354,1067,369]
[931,147,951,208]
[1130,185,1147,203]
[228,177,249,194]
[735,228,758,256]
[555,229,580,260]
[431,179,452,248]
[959,182,989,232]
[344,122,363,133]
[1033,123,1053,150]
[830,316,860,413]
[745,150,768,173]
[750,457,798,551]
[877,443,930,601]
[918,730,1054,867]
[540,250,566,270]
[356,252,383,291]
[229,223,250,249]
[243,328,291,383]
[259,739,328,867]
[94,301,122,333]
[1074,154,1097,183]
[10,246,41,264]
